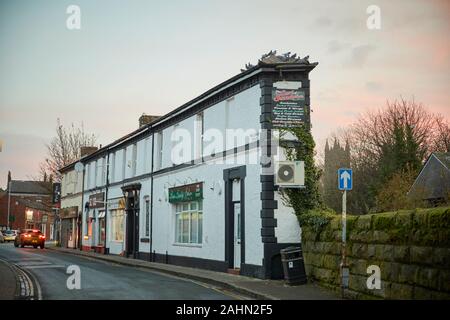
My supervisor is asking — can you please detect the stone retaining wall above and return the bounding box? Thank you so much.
[301,207,450,299]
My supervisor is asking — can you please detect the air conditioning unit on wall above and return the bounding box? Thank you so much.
[275,161,305,187]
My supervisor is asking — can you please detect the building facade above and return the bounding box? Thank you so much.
[59,168,83,248]
[0,177,53,234]
[59,52,317,279]
[59,147,99,249]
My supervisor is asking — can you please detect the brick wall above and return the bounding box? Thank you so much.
[0,196,26,229]
[302,207,450,299]
[0,195,53,232]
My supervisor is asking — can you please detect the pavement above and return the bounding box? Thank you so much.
[0,258,16,300]
[45,243,340,300]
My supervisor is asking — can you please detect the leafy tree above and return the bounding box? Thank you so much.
[375,167,425,211]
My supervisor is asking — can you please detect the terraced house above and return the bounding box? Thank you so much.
[59,52,318,279]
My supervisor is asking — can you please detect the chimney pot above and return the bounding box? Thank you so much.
[80,146,98,157]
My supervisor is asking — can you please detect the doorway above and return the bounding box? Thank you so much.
[223,166,246,271]
[122,183,141,259]
[126,196,137,257]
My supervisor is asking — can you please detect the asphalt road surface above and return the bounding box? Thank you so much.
[0,243,236,300]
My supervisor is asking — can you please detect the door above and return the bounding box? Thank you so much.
[126,196,139,257]
[234,203,241,269]
[68,219,74,248]
[98,217,105,246]
[126,198,135,255]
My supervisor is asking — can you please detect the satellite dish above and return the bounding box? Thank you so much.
[74,162,84,173]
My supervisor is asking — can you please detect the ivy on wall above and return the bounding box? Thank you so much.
[279,126,335,231]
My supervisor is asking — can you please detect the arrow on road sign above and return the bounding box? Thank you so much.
[340,171,351,189]
[338,168,352,191]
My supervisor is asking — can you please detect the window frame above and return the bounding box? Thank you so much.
[110,209,124,242]
[174,200,203,246]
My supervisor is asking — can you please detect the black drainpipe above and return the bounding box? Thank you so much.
[149,128,154,261]
[79,165,85,251]
[104,152,110,254]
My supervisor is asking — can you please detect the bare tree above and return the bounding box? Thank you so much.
[324,98,448,213]
[39,119,97,182]
[432,115,450,153]
[350,98,436,165]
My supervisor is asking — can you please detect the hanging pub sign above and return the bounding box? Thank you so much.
[52,183,61,204]
[169,182,203,203]
[272,88,306,128]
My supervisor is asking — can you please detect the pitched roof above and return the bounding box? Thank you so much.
[408,152,450,200]
[8,180,52,195]
[433,152,450,170]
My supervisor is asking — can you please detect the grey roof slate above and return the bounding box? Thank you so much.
[8,180,52,195]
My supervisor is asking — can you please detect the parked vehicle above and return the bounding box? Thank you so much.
[3,230,18,242]
[14,229,45,249]
[0,231,4,243]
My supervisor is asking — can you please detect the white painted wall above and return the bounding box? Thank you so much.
[61,168,83,197]
[151,149,263,266]
[203,85,261,156]
[78,84,273,267]
[273,146,302,243]
[274,191,302,243]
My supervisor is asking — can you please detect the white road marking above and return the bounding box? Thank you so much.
[22,264,65,269]
[16,261,53,266]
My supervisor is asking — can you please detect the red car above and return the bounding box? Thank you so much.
[14,229,45,249]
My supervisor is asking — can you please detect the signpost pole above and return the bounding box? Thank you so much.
[338,168,351,299]
[341,189,348,298]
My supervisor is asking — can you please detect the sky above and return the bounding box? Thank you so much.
[0,0,449,189]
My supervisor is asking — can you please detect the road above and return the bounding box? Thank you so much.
[0,243,236,300]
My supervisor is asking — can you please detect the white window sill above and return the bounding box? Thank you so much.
[172,242,202,248]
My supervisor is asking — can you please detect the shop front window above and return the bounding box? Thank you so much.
[88,219,93,237]
[111,209,124,241]
[98,212,105,246]
[175,201,202,245]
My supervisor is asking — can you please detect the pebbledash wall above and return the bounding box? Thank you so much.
[59,56,317,279]
[302,207,450,299]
